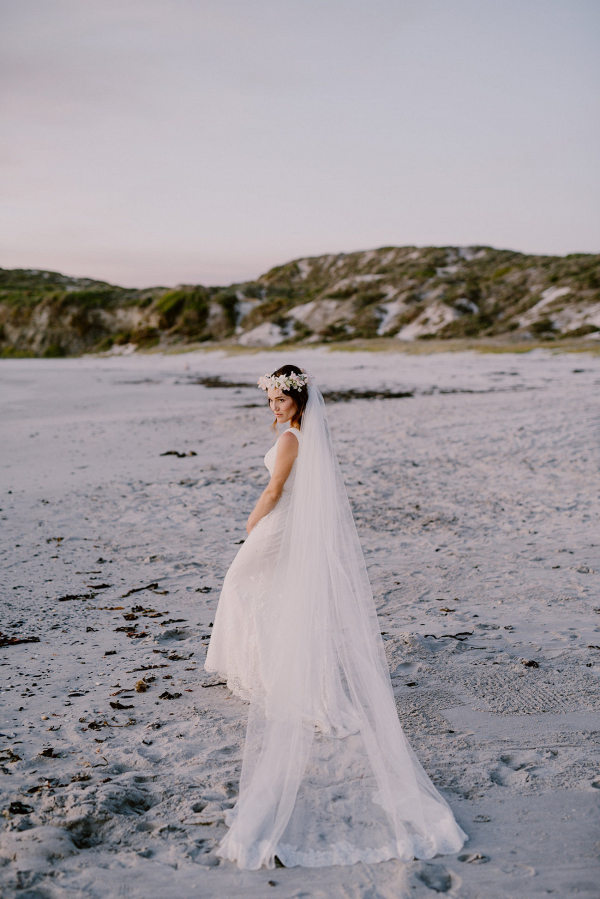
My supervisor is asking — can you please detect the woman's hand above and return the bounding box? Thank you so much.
[246,514,258,535]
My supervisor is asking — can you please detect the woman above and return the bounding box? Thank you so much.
[205,364,467,870]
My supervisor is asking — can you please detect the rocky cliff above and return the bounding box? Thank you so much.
[2,245,599,356]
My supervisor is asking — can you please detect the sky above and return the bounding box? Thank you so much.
[1,0,599,288]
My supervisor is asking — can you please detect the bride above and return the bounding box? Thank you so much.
[205,364,467,870]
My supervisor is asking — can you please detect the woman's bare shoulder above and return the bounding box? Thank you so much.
[277,429,300,453]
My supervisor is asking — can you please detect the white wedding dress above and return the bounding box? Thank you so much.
[206,429,302,702]
[205,387,467,870]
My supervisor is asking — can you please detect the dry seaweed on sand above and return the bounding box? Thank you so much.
[0,633,40,647]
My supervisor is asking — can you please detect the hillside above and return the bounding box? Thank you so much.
[1,245,599,356]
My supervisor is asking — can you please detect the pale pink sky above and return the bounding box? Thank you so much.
[1,0,599,287]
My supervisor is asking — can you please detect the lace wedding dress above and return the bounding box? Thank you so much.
[205,386,467,870]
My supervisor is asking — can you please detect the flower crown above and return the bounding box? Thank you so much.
[257,369,313,392]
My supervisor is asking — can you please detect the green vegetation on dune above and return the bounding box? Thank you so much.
[1,245,599,357]
[237,245,599,344]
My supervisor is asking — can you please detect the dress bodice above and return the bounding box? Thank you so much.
[264,428,301,493]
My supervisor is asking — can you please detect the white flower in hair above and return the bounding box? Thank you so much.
[257,375,273,391]
[257,370,313,391]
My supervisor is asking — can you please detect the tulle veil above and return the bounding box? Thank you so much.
[217,384,467,869]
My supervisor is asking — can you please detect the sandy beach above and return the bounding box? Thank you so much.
[1,347,599,899]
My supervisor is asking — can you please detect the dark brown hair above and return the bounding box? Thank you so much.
[268,364,309,432]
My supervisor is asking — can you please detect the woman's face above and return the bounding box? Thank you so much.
[268,388,297,425]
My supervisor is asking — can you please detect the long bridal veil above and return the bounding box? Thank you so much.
[217,384,467,870]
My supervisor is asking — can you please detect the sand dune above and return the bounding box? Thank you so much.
[1,347,599,898]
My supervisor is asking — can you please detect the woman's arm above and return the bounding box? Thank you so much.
[246,431,299,534]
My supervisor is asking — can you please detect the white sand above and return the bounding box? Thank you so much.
[1,347,599,898]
